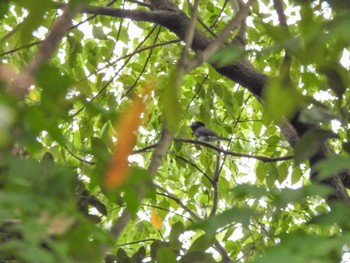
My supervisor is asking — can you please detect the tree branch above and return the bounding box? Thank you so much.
[131,139,293,162]
[175,155,214,185]
[175,138,293,162]
[156,184,201,220]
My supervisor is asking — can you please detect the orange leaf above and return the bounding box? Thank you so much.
[105,83,153,189]
[151,211,162,230]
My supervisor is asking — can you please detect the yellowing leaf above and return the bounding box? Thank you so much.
[105,83,153,189]
[151,211,162,230]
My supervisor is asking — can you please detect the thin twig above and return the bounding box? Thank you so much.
[132,143,158,154]
[210,0,229,28]
[116,238,159,247]
[156,185,201,220]
[64,146,95,165]
[185,0,217,38]
[141,202,193,221]
[175,155,214,185]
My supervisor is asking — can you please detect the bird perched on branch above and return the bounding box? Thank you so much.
[190,121,230,142]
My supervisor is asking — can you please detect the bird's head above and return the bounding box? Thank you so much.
[190,121,205,131]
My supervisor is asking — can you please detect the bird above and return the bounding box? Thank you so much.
[190,121,230,142]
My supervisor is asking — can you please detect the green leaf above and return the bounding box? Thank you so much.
[277,162,289,183]
[266,163,279,188]
[318,64,347,97]
[299,107,335,125]
[262,22,291,42]
[156,246,177,263]
[310,202,350,228]
[294,129,338,165]
[231,184,268,200]
[91,137,110,163]
[36,64,73,119]
[0,0,9,19]
[291,166,302,184]
[131,246,146,262]
[188,234,215,252]
[256,161,266,183]
[124,187,139,215]
[92,26,107,40]
[188,208,255,235]
[263,78,301,123]
[16,0,53,43]
[116,248,130,262]
[208,45,246,68]
[314,155,350,180]
[254,231,350,263]
[180,251,208,263]
[169,221,185,250]
[272,185,331,208]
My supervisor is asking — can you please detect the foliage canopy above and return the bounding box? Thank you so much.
[1,0,350,262]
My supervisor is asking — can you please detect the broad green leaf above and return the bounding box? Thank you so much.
[116,248,130,261]
[314,155,350,180]
[180,251,210,263]
[262,22,291,42]
[188,208,255,235]
[0,0,9,19]
[263,78,301,123]
[310,202,350,228]
[266,163,279,188]
[291,165,302,184]
[254,231,350,263]
[92,26,107,40]
[188,234,215,252]
[299,107,335,125]
[256,161,266,183]
[208,45,246,68]
[231,184,268,199]
[277,162,289,183]
[169,221,185,247]
[16,0,53,43]
[156,246,177,263]
[294,129,338,165]
[272,185,331,208]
